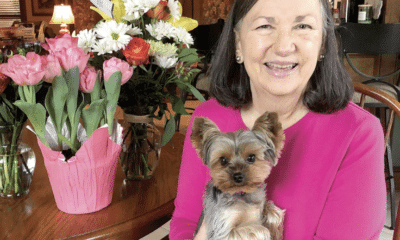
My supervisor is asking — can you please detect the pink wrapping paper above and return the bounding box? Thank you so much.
[38,127,122,214]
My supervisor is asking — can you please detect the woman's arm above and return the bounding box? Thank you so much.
[314,116,386,239]
[169,110,210,240]
[193,221,207,240]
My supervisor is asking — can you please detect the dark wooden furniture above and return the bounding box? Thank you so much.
[338,22,400,229]
[354,82,400,234]
[0,124,184,239]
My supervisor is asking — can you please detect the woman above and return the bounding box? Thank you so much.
[170,0,386,239]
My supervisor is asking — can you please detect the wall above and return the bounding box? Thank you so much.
[24,0,58,34]
[22,0,101,35]
[181,0,234,24]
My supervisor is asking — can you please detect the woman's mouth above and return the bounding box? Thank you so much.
[264,62,298,78]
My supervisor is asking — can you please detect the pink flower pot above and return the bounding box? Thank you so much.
[37,127,122,214]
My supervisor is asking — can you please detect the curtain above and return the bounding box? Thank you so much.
[0,0,21,27]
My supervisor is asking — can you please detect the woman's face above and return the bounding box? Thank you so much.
[235,0,324,99]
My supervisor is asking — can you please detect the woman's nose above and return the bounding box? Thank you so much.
[273,29,296,57]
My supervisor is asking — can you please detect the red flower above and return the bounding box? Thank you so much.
[0,71,10,94]
[122,37,150,66]
[146,0,170,20]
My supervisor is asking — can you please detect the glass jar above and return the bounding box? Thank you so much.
[119,114,162,180]
[358,4,373,24]
[0,130,36,197]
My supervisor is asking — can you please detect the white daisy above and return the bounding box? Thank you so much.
[124,0,160,21]
[168,0,181,21]
[154,56,178,69]
[147,40,178,58]
[145,21,175,40]
[144,0,161,9]
[127,26,143,36]
[95,20,132,52]
[77,29,96,53]
[172,27,194,46]
[92,39,114,55]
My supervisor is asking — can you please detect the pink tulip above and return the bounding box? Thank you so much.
[42,34,79,53]
[54,47,90,73]
[41,54,62,83]
[0,52,45,86]
[79,66,98,93]
[103,57,133,85]
[0,72,10,94]
[42,34,89,73]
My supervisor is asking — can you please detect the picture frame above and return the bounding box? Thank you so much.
[31,0,72,16]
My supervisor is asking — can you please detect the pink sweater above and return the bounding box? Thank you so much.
[170,99,386,240]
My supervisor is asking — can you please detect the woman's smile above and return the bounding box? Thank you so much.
[264,61,299,78]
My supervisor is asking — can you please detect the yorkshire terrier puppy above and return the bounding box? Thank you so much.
[191,111,285,240]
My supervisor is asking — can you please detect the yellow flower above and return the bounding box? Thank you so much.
[166,2,198,32]
[90,0,198,31]
[90,0,125,22]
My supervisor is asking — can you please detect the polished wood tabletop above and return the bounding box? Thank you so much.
[0,124,184,239]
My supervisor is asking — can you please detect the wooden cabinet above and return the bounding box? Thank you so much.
[343,0,400,84]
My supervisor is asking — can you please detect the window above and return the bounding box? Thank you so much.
[0,0,24,27]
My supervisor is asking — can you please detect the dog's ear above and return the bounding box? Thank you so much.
[252,112,285,164]
[190,117,221,165]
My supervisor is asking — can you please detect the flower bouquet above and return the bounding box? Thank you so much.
[0,34,132,213]
[0,43,42,197]
[76,0,204,180]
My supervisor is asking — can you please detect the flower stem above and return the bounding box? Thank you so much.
[1,123,24,195]
[14,155,19,193]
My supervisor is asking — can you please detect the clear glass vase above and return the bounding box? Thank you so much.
[119,114,162,180]
[0,124,36,198]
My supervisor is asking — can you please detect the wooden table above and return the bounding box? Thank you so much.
[0,126,184,239]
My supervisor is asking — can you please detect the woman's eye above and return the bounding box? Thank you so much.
[296,24,312,30]
[256,24,272,30]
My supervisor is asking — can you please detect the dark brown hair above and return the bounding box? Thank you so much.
[208,0,353,113]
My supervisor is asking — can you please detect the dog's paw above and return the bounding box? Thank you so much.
[229,225,271,240]
[263,201,285,240]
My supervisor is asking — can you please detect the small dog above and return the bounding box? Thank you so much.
[191,111,285,240]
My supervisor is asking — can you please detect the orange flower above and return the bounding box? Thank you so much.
[122,37,150,66]
[146,0,170,20]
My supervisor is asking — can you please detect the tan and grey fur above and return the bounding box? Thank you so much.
[191,112,285,240]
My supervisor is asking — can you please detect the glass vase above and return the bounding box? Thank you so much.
[0,124,36,198]
[120,114,162,180]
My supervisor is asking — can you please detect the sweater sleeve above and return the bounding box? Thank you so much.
[314,116,386,239]
[169,109,210,240]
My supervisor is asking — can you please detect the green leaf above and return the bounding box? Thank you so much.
[45,75,69,133]
[18,86,27,103]
[104,71,122,135]
[82,99,106,139]
[171,95,189,115]
[161,117,176,146]
[0,95,15,124]
[64,66,81,149]
[0,104,13,124]
[64,67,80,118]
[14,100,47,146]
[178,48,200,64]
[91,72,102,102]
[177,81,206,102]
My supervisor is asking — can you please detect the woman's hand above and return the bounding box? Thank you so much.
[193,220,207,240]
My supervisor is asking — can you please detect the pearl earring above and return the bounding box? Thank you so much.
[236,55,242,63]
[319,54,325,61]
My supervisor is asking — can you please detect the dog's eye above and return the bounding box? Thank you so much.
[220,157,229,166]
[246,154,256,164]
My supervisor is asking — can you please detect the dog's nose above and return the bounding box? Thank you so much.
[233,173,244,183]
